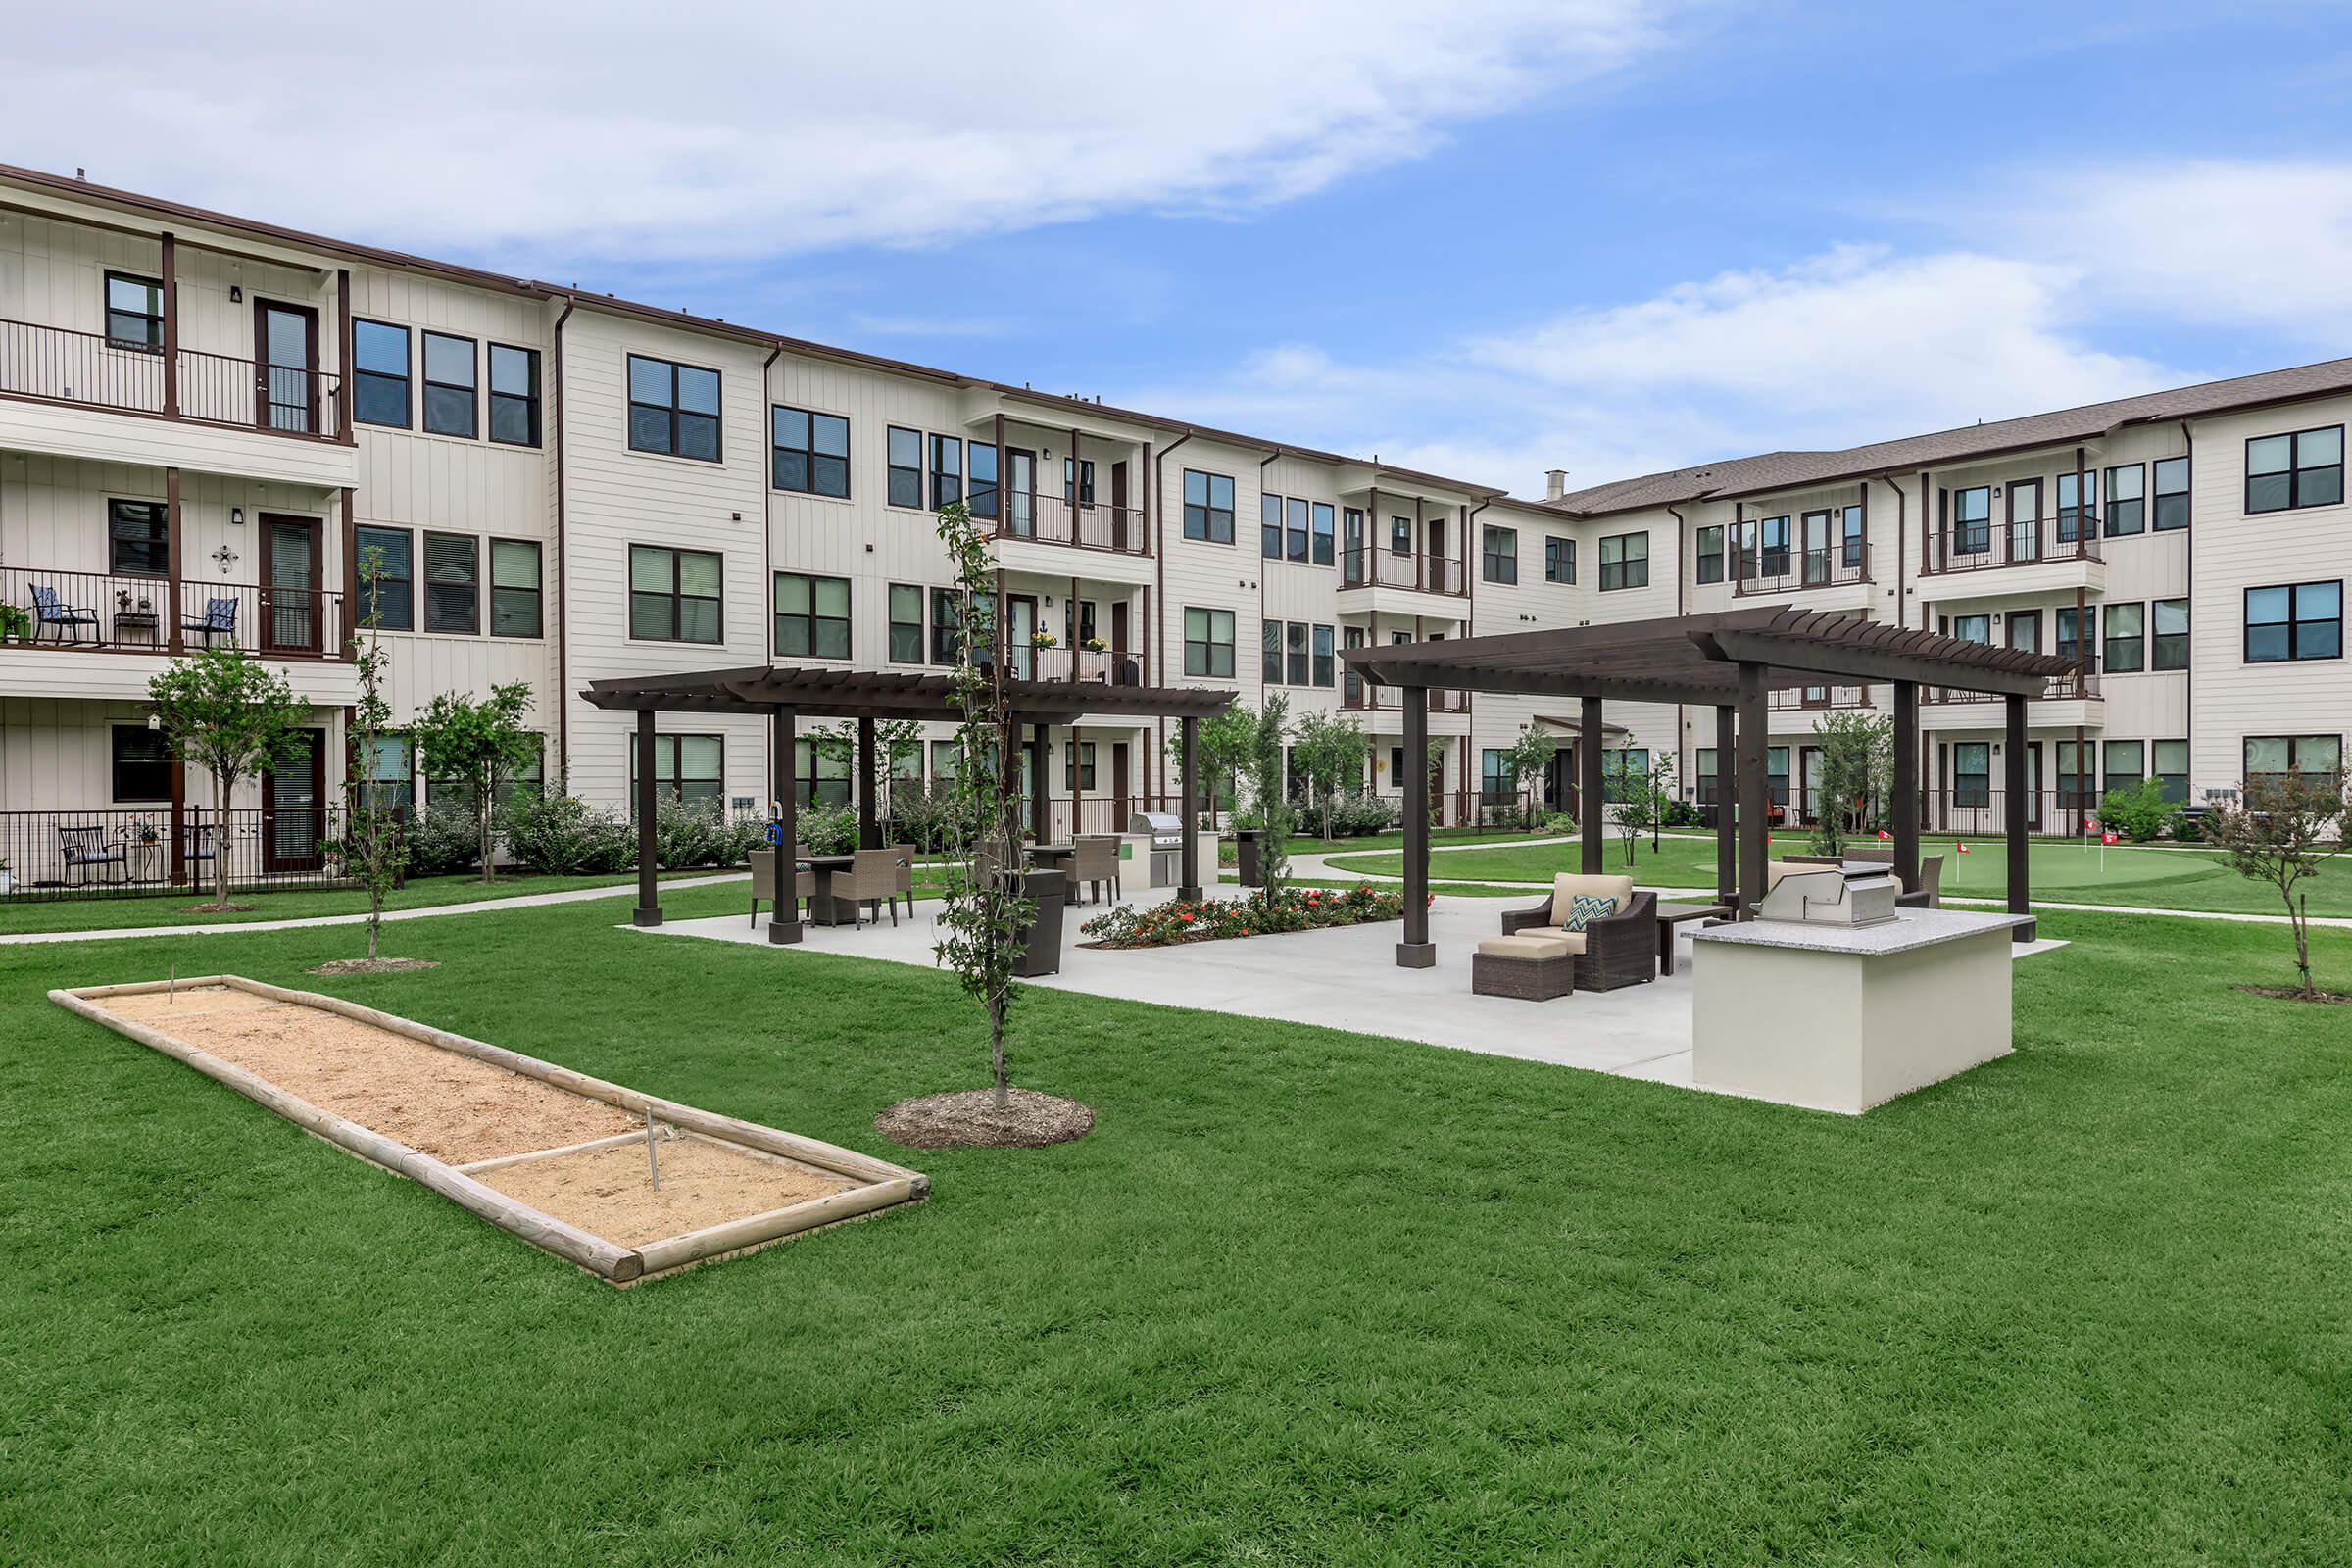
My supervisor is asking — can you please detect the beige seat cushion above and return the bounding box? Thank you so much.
[1491,928,1587,956]
[1548,873,1635,926]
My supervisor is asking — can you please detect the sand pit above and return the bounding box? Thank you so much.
[56,975,926,1283]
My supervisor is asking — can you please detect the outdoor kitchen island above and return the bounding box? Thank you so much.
[1690,905,2037,1115]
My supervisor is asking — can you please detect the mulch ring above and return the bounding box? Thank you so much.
[874,1088,1095,1150]
[2236,985,2352,1005]
[308,957,442,976]
[181,904,256,914]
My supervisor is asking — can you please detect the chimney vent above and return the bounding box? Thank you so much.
[1544,468,1568,503]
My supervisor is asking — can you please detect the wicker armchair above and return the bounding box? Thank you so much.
[1500,877,1660,991]
[830,846,906,927]
[751,846,816,927]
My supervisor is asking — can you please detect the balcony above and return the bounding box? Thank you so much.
[1338,547,1467,599]
[0,318,345,441]
[1920,658,2103,730]
[985,495,1148,556]
[1017,644,1149,687]
[1918,518,2106,602]
[3,564,348,661]
[1342,682,1470,714]
[1768,684,1875,711]
[1731,542,1874,607]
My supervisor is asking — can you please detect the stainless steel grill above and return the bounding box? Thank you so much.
[1755,863,1899,928]
[1129,811,1184,887]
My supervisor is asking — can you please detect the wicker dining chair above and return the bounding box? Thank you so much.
[750,846,818,927]
[890,843,917,918]
[830,846,906,927]
[1070,835,1121,906]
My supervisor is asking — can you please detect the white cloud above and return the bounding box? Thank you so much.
[4,0,1678,266]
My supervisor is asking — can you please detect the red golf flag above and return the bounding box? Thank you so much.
[1877,829,1890,841]
[2102,831,2119,846]
[1956,842,1971,854]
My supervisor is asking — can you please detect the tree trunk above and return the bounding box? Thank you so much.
[479,802,495,886]
[211,768,235,910]
[368,900,381,961]
[990,998,1008,1109]
[2294,892,2313,998]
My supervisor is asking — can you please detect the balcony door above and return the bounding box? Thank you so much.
[262,728,326,873]
[2006,609,2042,654]
[260,514,321,655]
[254,300,318,434]
[1109,462,1129,551]
[2007,480,2042,563]
[1006,593,1038,680]
[1801,510,1832,584]
[1110,601,1133,685]
[1004,449,1036,536]
[1110,742,1130,824]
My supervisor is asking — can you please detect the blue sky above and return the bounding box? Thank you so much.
[14,1,2352,494]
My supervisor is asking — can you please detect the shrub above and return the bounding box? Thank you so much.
[500,787,634,875]
[890,785,979,854]
[1080,882,1411,948]
[2097,778,2182,844]
[797,805,859,856]
[404,801,483,876]
[651,797,736,868]
[1542,811,1577,835]
[1328,792,1398,837]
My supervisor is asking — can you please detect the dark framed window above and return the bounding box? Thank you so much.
[2152,597,2189,670]
[1953,742,1990,808]
[2056,740,2091,807]
[628,544,722,643]
[421,331,477,438]
[930,586,990,664]
[1182,470,1234,544]
[1602,749,1653,805]
[1063,458,1096,506]
[929,434,961,508]
[774,572,851,660]
[1391,514,1413,555]
[354,525,413,630]
[968,442,998,519]
[1693,747,1720,806]
[359,735,415,813]
[770,406,849,498]
[2056,470,2096,542]
[1840,504,1865,568]
[1950,612,1990,645]
[2104,739,2144,792]
[1312,624,1335,687]
[1481,749,1508,804]
[1545,535,1576,584]
[1064,740,1097,791]
[885,426,923,509]
[2006,609,2040,653]
[2244,581,2342,662]
[1482,525,1517,584]
[1184,607,1235,677]
[353,319,411,428]
[1952,486,1992,554]
[1693,525,1723,584]
[107,499,168,576]
[1260,493,1283,560]
[2152,739,2189,804]
[110,725,172,803]
[1260,618,1283,684]
[488,344,541,446]
[2153,456,2190,531]
[1599,531,1648,591]
[2245,734,2341,789]
[1286,621,1308,686]
[2103,601,2143,673]
[1311,502,1335,566]
[104,271,164,350]
[1286,497,1310,563]
[489,538,542,638]
[888,584,925,663]
[790,738,849,809]
[2246,426,2343,514]
[2056,604,2095,666]
[626,354,721,461]
[422,531,479,634]
[1756,514,1790,577]
[2104,463,2144,536]
[634,734,725,809]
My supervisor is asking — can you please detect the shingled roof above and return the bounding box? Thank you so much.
[1548,357,2352,518]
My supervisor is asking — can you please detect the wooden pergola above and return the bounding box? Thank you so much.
[1341,608,2081,967]
[582,666,1236,942]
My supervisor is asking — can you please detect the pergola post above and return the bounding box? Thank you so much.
[1177,713,1201,902]
[2005,692,2034,942]
[1736,661,1768,916]
[1579,696,1604,875]
[1714,705,1737,906]
[1892,679,1920,892]
[1029,721,1051,842]
[1398,685,1434,967]
[632,710,662,928]
[857,714,879,850]
[770,707,801,945]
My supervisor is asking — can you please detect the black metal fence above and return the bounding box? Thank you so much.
[0,807,357,902]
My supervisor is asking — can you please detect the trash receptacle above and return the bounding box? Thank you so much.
[1012,868,1065,977]
[1236,829,1262,889]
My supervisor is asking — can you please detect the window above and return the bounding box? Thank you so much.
[2152,598,2189,670]
[2056,470,2096,543]
[1840,504,1865,569]
[1184,607,1235,677]
[1312,624,1335,687]
[2103,601,2143,673]
[489,539,542,637]
[1603,750,1653,805]
[487,344,541,446]
[1949,612,1990,645]
[111,725,172,803]
[929,434,961,508]
[1260,493,1283,560]
[2056,740,2092,807]
[107,499,168,576]
[421,332,477,438]
[2152,740,2189,803]
[1063,458,1096,507]
[2105,463,2144,536]
[2244,581,2342,662]
[930,587,989,664]
[2055,605,2095,666]
[1391,514,1413,555]
[1286,497,1310,563]
[2104,740,2145,792]
[887,427,923,509]
[1482,525,1518,584]
[1260,618,1283,683]
[633,735,724,809]
[1756,515,1790,578]
[2246,426,2343,514]
[770,406,849,498]
[2007,609,2041,652]
[1184,470,1235,543]
[1389,747,1407,791]
[1953,742,1991,808]
[2153,456,2190,531]
[626,354,721,461]
[928,739,961,782]
[791,738,850,809]
[359,735,414,813]
[351,525,413,630]
[104,271,164,350]
[628,545,722,643]
[1694,526,1724,585]
[1598,531,1648,591]
[1692,748,1719,806]
[1286,621,1308,686]
[353,319,410,428]
[888,584,925,663]
[774,572,850,660]
[422,531,479,634]
[1311,502,1335,566]
[2245,735,2342,789]
[1481,749,1508,804]
[1064,741,1097,791]
[968,442,998,520]
[1952,486,1991,554]
[1545,535,1576,584]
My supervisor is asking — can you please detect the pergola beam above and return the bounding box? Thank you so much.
[1700,629,2051,698]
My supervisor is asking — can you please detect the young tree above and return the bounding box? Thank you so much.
[146,646,311,912]
[809,717,923,824]
[931,501,1036,1109]
[1810,710,1893,856]
[339,547,409,960]
[1499,724,1558,830]
[1603,751,1675,867]
[1167,706,1259,829]
[1290,710,1367,842]
[2204,770,2350,999]
[412,682,538,885]
[1246,694,1293,903]
[1426,739,1449,830]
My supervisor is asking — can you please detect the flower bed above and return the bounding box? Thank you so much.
[1079,884,1410,949]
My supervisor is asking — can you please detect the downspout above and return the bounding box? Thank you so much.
[2180,418,2194,798]
[1668,503,1688,792]
[550,296,576,774]
[760,342,782,808]
[1882,473,1908,629]
[1152,429,1193,807]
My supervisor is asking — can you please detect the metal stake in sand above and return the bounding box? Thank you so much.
[644,1106,661,1192]
[168,965,175,1004]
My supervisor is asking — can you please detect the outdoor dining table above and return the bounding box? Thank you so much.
[1023,843,1078,870]
[793,852,861,926]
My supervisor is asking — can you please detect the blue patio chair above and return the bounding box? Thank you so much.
[181,597,239,646]
[30,585,101,644]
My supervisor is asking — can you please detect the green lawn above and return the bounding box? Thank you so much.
[5,888,2351,1562]
[1322,833,2352,918]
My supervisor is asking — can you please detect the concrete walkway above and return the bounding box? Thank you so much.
[0,871,751,946]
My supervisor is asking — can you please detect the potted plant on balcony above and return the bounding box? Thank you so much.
[1030,630,1058,648]
[0,604,27,644]
[126,816,163,882]
[1081,636,1107,653]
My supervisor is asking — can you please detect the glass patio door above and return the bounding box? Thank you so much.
[1004,450,1035,536]
[262,729,325,872]
[255,301,318,433]
[261,514,320,654]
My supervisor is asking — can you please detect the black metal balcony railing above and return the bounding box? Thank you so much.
[0,318,344,439]
[1339,547,1468,597]
[1768,684,1875,710]
[3,564,348,659]
[1022,645,1149,686]
[1732,543,1873,597]
[0,806,356,902]
[987,495,1149,557]
[1923,516,2102,575]
[1341,685,1470,714]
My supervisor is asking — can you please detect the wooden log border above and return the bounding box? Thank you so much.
[50,974,929,1285]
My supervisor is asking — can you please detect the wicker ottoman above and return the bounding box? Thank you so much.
[1471,934,1578,1001]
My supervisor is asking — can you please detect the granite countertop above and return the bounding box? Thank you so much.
[1690,907,2034,956]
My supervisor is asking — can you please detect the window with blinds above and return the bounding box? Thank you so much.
[422,531,479,634]
[489,539,542,638]
[629,545,723,643]
[355,525,413,630]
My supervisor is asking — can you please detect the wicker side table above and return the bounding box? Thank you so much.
[1471,935,1577,1001]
